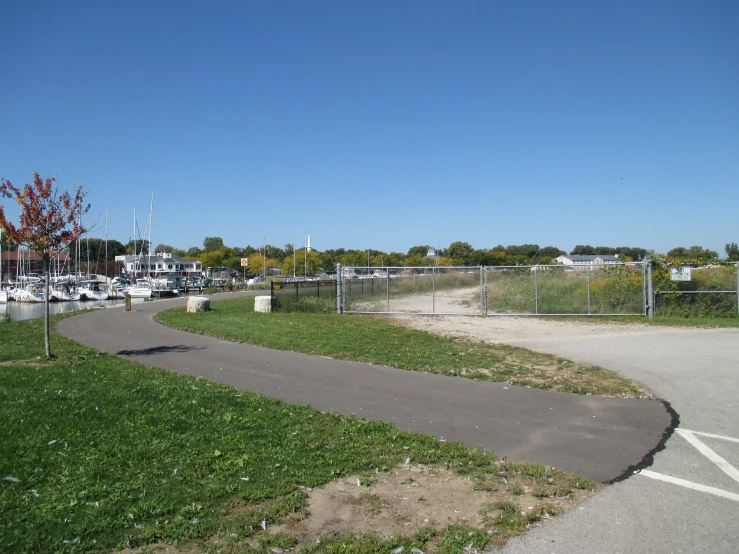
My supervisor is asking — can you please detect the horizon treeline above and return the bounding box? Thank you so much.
[4,234,728,276]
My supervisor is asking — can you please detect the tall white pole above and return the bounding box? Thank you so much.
[148,193,154,282]
[133,207,137,279]
[105,209,108,283]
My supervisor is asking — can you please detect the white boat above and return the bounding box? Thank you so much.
[78,280,110,301]
[13,284,47,303]
[50,283,82,301]
[124,279,153,298]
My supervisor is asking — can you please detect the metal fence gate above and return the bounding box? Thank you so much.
[652,264,739,318]
[339,262,648,316]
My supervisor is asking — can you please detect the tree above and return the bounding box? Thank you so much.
[125,238,151,256]
[725,243,739,261]
[666,246,718,263]
[506,244,540,260]
[72,237,126,277]
[155,243,176,253]
[203,236,224,252]
[0,173,89,357]
[539,246,565,259]
[447,241,473,266]
[407,245,432,258]
[281,249,322,276]
[571,245,595,255]
[0,228,15,251]
[614,246,649,261]
[186,246,203,258]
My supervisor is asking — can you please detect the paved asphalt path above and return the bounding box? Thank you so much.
[57,292,672,484]
[501,325,739,554]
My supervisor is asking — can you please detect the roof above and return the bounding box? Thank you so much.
[560,255,619,261]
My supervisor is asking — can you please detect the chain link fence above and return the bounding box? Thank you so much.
[342,267,483,315]
[271,279,337,313]
[341,262,647,316]
[652,264,738,318]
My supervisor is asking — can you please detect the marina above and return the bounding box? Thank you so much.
[1,293,192,322]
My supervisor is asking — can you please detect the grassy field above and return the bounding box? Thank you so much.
[0,312,602,553]
[155,295,650,398]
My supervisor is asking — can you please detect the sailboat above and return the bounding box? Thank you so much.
[123,201,153,298]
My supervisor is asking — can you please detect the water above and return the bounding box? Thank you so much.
[1,296,172,322]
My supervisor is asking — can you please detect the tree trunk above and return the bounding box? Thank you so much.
[44,259,51,358]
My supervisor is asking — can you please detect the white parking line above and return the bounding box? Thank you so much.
[679,429,739,444]
[638,428,739,503]
[675,429,739,484]
[639,470,739,503]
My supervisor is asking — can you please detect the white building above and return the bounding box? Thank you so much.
[554,254,620,269]
[114,252,203,285]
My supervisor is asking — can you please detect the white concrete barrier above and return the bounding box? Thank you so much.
[254,295,272,313]
[187,296,210,313]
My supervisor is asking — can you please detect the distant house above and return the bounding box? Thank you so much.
[554,254,620,269]
[115,252,202,282]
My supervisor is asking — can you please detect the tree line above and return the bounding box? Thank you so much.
[2,233,735,277]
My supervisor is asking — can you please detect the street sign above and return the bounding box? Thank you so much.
[670,267,692,281]
[241,258,248,266]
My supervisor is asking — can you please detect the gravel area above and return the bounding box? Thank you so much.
[391,313,680,344]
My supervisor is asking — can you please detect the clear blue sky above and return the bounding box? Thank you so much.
[1,0,737,256]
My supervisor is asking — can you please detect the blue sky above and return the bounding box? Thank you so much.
[1,0,737,256]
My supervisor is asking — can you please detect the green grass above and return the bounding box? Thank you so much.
[154,296,649,397]
[0,314,599,553]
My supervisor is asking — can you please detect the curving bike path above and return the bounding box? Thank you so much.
[57,292,674,483]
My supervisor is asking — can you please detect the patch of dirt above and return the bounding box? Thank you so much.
[117,463,595,553]
[267,463,593,550]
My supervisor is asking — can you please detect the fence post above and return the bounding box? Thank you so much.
[480,266,485,316]
[534,266,539,315]
[432,267,436,313]
[647,262,654,319]
[736,262,738,315]
[336,263,343,314]
[386,269,390,312]
[587,266,591,315]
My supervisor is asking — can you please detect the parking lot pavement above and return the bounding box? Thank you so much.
[501,327,739,554]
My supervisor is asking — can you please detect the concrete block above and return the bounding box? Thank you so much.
[187,296,210,313]
[254,295,272,313]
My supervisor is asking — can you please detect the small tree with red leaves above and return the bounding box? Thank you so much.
[0,173,90,358]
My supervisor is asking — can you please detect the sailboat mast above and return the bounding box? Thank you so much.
[105,209,108,283]
[148,193,153,282]
[133,207,137,279]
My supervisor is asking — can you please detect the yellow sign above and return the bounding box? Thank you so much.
[241,258,248,266]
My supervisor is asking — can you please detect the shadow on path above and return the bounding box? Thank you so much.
[116,344,207,357]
